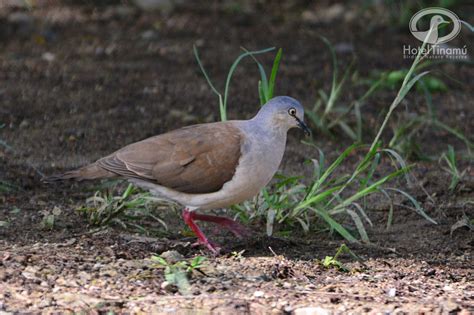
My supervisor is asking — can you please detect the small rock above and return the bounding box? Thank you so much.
[133,0,177,13]
[168,109,198,124]
[92,263,103,271]
[7,12,35,36]
[206,286,216,292]
[282,282,292,289]
[302,4,345,24]
[442,299,460,313]
[42,52,55,62]
[37,297,52,308]
[253,291,265,298]
[334,42,354,54]
[141,30,157,40]
[19,119,29,129]
[294,307,331,315]
[161,281,178,293]
[160,250,184,264]
[387,287,396,297]
[14,255,27,264]
[77,271,92,282]
[0,270,7,281]
[21,266,40,280]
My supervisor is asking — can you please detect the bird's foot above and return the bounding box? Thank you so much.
[182,208,221,254]
[190,240,221,254]
[191,213,250,238]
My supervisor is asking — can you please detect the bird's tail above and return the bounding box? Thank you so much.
[42,163,115,183]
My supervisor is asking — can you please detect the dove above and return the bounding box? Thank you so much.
[45,96,310,253]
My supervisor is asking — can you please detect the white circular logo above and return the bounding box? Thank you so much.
[409,7,461,44]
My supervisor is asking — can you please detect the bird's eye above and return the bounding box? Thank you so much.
[288,107,297,116]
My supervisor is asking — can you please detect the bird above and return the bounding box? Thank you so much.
[411,14,450,44]
[44,96,310,253]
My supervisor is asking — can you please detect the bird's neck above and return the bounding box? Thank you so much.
[249,115,288,139]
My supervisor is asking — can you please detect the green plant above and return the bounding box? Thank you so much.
[366,60,473,159]
[234,142,433,242]
[0,180,20,193]
[309,35,472,157]
[0,123,16,193]
[319,244,363,272]
[78,183,173,234]
[40,206,62,230]
[151,255,207,295]
[306,37,381,142]
[194,45,275,121]
[234,26,439,242]
[247,47,283,105]
[440,145,466,191]
[230,249,246,259]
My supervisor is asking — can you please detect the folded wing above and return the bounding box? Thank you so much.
[97,123,243,194]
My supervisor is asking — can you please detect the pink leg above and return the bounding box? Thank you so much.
[191,213,250,238]
[182,209,220,254]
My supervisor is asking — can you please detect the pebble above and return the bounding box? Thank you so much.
[294,306,331,315]
[160,250,184,264]
[19,119,30,129]
[442,299,460,313]
[253,290,264,298]
[282,282,292,289]
[387,288,396,297]
[133,0,176,13]
[0,270,6,281]
[141,30,157,40]
[42,52,56,62]
[160,281,178,293]
[21,266,40,281]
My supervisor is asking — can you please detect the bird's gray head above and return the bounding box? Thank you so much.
[254,96,310,136]
[430,15,448,27]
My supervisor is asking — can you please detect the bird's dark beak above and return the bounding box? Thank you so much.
[295,117,311,136]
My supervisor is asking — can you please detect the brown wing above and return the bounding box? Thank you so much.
[97,122,243,194]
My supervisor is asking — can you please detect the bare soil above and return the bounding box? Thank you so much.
[0,1,473,314]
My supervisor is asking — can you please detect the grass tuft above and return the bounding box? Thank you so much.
[78,183,174,235]
[234,25,440,242]
[151,254,207,295]
[194,45,275,121]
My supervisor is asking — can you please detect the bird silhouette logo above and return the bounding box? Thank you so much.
[409,7,461,44]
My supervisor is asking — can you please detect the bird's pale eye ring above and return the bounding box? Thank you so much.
[288,107,297,116]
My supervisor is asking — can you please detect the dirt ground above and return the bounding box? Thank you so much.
[0,1,473,314]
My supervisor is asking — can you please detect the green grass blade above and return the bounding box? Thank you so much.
[307,143,362,197]
[381,148,412,184]
[311,207,358,243]
[431,119,473,152]
[268,48,282,99]
[346,208,370,243]
[296,185,342,211]
[360,152,381,188]
[386,188,437,224]
[319,36,338,114]
[193,45,221,96]
[334,167,410,211]
[223,47,275,114]
[258,81,266,106]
